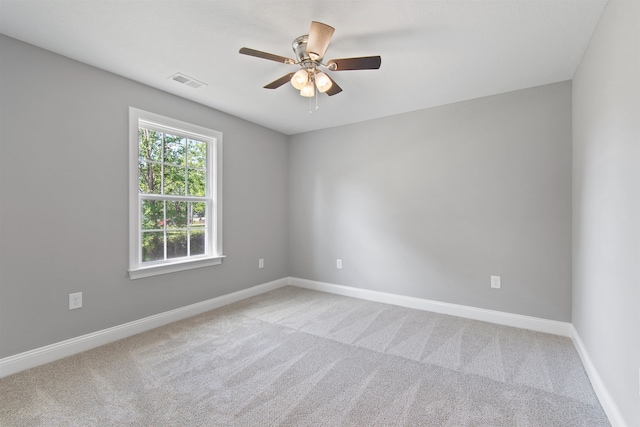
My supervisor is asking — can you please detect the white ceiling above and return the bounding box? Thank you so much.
[0,0,607,135]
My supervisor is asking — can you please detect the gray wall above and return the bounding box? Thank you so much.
[0,35,289,358]
[572,0,640,425]
[289,82,572,321]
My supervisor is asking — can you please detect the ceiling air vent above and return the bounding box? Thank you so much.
[169,73,207,89]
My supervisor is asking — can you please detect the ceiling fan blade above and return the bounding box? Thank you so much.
[264,73,295,89]
[325,75,342,96]
[327,56,382,71]
[306,21,335,61]
[239,47,295,64]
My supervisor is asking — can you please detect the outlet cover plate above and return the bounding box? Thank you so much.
[69,292,82,310]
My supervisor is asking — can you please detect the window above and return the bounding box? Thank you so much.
[129,108,223,279]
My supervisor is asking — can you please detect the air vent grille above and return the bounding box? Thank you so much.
[169,73,207,89]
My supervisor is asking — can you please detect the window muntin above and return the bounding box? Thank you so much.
[129,108,223,279]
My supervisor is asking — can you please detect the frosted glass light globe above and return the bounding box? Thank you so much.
[291,69,309,90]
[314,72,333,93]
[300,80,315,97]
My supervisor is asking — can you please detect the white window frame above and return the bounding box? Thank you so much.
[129,107,223,279]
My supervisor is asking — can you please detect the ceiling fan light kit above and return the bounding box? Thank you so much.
[291,69,332,96]
[239,21,381,109]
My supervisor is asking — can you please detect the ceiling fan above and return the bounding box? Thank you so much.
[239,21,381,98]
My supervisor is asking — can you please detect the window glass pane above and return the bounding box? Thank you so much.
[187,168,206,196]
[138,160,149,193]
[166,201,187,229]
[167,231,188,259]
[164,165,186,195]
[164,134,186,166]
[190,230,205,256]
[142,232,164,262]
[190,202,206,227]
[138,161,162,194]
[142,200,164,230]
[188,139,207,168]
[139,128,162,161]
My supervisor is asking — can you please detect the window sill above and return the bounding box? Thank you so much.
[129,255,225,280]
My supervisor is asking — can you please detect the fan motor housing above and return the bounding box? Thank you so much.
[292,35,310,63]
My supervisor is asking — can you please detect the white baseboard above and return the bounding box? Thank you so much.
[570,326,627,427]
[288,277,572,337]
[0,277,289,379]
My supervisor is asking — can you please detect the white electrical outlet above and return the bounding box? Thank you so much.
[336,259,342,269]
[69,292,82,310]
[258,258,264,269]
[491,276,501,289]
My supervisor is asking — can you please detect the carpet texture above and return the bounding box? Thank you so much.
[1,286,609,426]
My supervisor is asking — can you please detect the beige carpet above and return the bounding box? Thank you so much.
[1,286,608,426]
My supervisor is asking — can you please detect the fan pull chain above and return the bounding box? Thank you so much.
[307,73,320,115]
[308,89,320,114]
